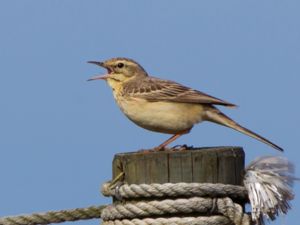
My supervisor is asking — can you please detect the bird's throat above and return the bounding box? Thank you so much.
[107,78,123,93]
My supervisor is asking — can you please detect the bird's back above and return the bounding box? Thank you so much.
[122,76,236,107]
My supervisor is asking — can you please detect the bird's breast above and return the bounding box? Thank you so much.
[112,93,205,134]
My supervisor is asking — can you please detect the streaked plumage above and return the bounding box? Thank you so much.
[122,77,236,107]
[88,57,283,151]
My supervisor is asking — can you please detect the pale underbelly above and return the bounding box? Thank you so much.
[115,96,205,134]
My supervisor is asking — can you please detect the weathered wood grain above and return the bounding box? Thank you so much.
[112,146,244,185]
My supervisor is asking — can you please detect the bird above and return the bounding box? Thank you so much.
[87,57,283,152]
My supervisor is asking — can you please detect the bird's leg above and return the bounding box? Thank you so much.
[154,129,190,151]
[155,134,182,151]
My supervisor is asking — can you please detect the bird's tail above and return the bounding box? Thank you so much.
[204,107,283,151]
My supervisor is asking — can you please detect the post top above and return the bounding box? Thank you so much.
[115,146,243,156]
[113,146,245,185]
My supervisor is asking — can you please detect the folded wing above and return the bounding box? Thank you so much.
[124,77,237,107]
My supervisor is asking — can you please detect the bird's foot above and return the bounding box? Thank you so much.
[170,144,193,151]
[153,146,167,151]
[137,144,193,153]
[137,148,152,153]
[137,146,166,153]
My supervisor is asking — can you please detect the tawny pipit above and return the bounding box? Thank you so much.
[88,58,283,151]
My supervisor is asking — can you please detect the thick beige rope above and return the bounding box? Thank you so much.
[101,181,251,225]
[102,215,234,225]
[101,197,250,225]
[101,182,247,200]
[0,205,105,225]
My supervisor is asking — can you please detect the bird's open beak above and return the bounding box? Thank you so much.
[87,61,110,81]
[87,74,110,81]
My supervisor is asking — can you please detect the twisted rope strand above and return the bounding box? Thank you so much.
[0,205,105,225]
[101,183,248,200]
[102,215,234,225]
[101,197,250,225]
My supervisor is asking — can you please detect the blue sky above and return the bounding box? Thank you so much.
[0,1,299,225]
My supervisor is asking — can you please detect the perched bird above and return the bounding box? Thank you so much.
[88,57,283,152]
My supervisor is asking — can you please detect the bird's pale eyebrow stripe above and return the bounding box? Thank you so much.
[124,61,137,67]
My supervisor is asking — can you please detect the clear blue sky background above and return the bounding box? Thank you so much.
[0,1,299,225]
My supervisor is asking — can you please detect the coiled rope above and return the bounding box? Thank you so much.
[101,182,248,199]
[101,181,251,225]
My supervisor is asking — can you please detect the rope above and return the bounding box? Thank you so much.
[101,197,250,225]
[101,182,248,200]
[101,182,251,225]
[0,205,105,225]
[102,216,234,225]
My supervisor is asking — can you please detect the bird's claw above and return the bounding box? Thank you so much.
[138,146,166,153]
[137,145,193,153]
[170,144,193,151]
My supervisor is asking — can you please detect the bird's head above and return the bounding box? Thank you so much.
[88,58,148,88]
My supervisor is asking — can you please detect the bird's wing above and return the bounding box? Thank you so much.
[124,77,237,107]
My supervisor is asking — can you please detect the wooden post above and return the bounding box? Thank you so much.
[112,146,244,185]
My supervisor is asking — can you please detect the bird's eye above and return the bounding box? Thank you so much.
[117,63,124,68]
